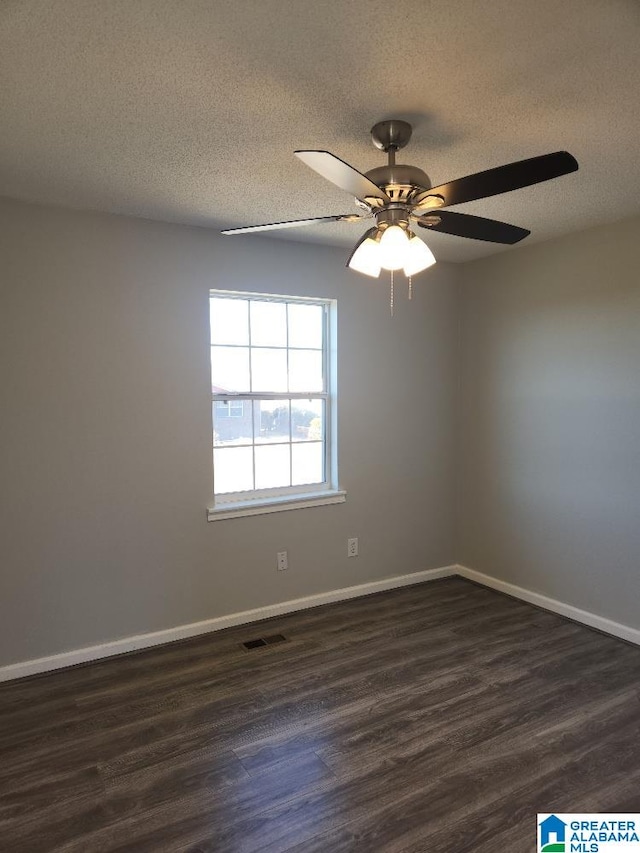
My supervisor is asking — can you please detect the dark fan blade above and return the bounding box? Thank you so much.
[221,214,363,235]
[295,150,390,203]
[413,151,578,212]
[416,210,530,244]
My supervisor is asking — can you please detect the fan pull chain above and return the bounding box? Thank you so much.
[390,270,394,316]
[408,276,413,300]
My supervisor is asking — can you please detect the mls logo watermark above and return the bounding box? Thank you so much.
[538,814,640,852]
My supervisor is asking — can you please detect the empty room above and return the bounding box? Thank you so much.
[1,1,639,851]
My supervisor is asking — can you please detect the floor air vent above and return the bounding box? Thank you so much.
[242,633,287,650]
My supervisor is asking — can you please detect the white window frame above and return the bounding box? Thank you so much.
[207,290,344,521]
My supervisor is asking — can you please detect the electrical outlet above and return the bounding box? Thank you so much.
[347,537,359,558]
[277,551,288,571]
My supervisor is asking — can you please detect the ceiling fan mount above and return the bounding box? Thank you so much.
[370,119,414,153]
[221,118,578,283]
[356,121,434,211]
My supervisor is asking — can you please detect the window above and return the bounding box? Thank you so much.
[208,290,343,519]
[214,400,244,418]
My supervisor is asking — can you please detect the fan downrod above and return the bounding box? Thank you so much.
[370,120,413,153]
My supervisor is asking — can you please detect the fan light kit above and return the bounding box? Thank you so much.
[349,224,436,276]
[222,120,578,313]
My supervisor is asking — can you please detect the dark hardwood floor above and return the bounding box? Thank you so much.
[1,576,640,852]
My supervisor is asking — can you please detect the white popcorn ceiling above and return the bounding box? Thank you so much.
[0,0,638,262]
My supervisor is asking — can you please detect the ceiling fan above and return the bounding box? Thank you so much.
[221,119,578,286]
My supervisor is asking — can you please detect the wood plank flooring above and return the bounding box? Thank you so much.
[1,576,640,852]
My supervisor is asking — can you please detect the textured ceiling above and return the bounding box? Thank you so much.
[0,0,638,262]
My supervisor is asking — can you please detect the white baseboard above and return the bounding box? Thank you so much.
[5,563,637,684]
[455,564,640,647]
[0,565,457,683]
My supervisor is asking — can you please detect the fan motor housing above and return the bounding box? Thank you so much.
[363,164,431,207]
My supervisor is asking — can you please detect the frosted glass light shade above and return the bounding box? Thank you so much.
[379,225,409,270]
[403,234,436,276]
[348,235,382,278]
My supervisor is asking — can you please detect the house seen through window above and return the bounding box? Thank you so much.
[210,291,335,503]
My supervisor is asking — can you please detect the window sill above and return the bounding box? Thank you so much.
[207,489,346,522]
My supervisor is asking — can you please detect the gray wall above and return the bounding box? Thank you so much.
[0,197,458,667]
[458,215,640,628]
